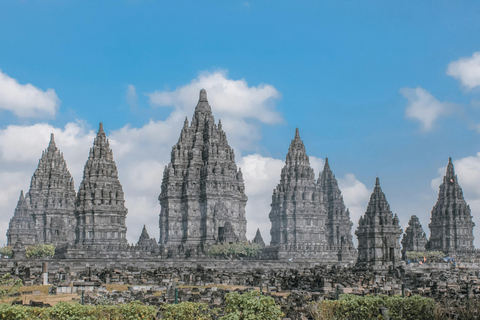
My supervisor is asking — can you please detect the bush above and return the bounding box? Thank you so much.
[208,242,261,259]
[160,302,218,320]
[0,273,22,300]
[0,301,157,319]
[308,294,436,320]
[25,244,56,259]
[0,246,12,258]
[220,290,283,320]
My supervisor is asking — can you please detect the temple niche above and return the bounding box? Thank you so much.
[427,158,475,254]
[158,89,247,254]
[74,123,128,246]
[356,178,402,270]
[7,134,76,246]
[401,215,428,259]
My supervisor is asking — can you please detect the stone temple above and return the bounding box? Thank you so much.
[158,89,247,254]
[74,123,128,246]
[427,158,475,253]
[7,134,76,246]
[269,129,355,261]
[356,178,402,270]
[401,215,427,258]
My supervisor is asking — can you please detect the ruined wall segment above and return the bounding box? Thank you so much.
[356,178,402,270]
[427,158,475,253]
[317,158,356,261]
[75,123,127,245]
[7,134,76,246]
[159,89,247,251]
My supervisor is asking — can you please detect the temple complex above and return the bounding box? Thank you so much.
[356,178,402,270]
[318,158,356,261]
[74,123,128,246]
[158,89,248,253]
[427,158,475,253]
[7,134,76,246]
[401,215,427,258]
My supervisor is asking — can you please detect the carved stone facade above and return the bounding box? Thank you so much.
[7,191,37,246]
[137,225,157,246]
[75,123,127,245]
[356,178,402,270]
[427,158,475,253]
[159,89,247,251]
[401,215,427,258]
[318,158,356,261]
[7,134,76,246]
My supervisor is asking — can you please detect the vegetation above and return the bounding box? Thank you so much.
[0,246,12,258]
[0,273,22,300]
[159,302,218,320]
[208,242,261,259]
[405,251,446,262]
[0,301,157,319]
[25,244,56,259]
[308,294,436,320]
[221,290,284,320]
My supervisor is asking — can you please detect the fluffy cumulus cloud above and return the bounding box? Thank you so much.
[431,155,480,247]
[447,52,480,90]
[401,87,454,131]
[0,70,60,118]
[148,70,283,152]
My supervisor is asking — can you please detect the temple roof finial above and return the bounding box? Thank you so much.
[375,177,380,187]
[446,157,455,179]
[48,133,56,151]
[199,89,208,102]
[99,122,104,133]
[295,127,300,139]
[195,89,212,113]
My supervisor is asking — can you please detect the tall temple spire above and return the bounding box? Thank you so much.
[75,123,127,246]
[428,158,475,253]
[253,228,266,248]
[401,215,427,258]
[269,128,331,259]
[159,89,247,252]
[7,190,36,245]
[317,158,355,261]
[7,133,76,246]
[356,177,402,270]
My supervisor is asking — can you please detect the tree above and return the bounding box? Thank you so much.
[220,291,283,320]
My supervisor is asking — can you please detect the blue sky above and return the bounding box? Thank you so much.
[1,1,480,246]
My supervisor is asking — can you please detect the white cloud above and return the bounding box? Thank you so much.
[447,52,480,90]
[148,70,283,153]
[401,87,454,131]
[126,84,138,109]
[0,69,60,118]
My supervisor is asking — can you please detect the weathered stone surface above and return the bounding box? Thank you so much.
[159,89,247,251]
[7,191,36,246]
[7,134,76,246]
[253,229,265,248]
[318,158,356,261]
[401,215,427,257]
[356,178,402,270]
[428,158,475,253]
[137,225,157,246]
[75,123,127,245]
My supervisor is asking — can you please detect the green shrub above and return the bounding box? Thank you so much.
[160,302,218,320]
[208,242,261,258]
[220,290,283,320]
[0,246,12,258]
[308,294,436,320]
[25,244,56,259]
[0,273,22,300]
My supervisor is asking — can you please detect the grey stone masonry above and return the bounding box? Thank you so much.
[75,123,127,245]
[7,191,37,246]
[137,225,157,246]
[269,129,338,261]
[427,158,475,253]
[318,158,356,261]
[356,177,402,270]
[7,134,76,246]
[401,215,427,258]
[159,89,247,251]
[253,228,266,248]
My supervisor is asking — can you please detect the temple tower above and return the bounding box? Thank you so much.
[401,215,427,258]
[75,123,127,245]
[7,134,76,246]
[317,158,356,260]
[356,178,402,270]
[427,158,475,253]
[7,191,37,246]
[269,128,333,260]
[159,89,247,250]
